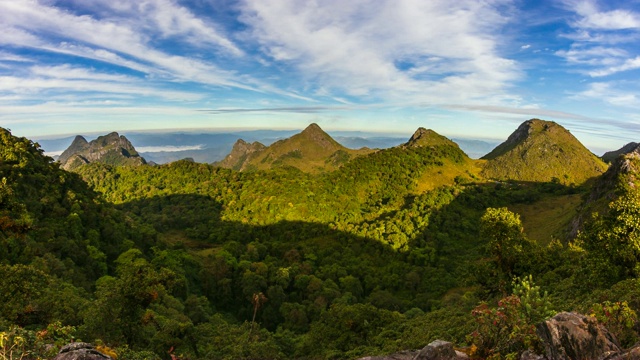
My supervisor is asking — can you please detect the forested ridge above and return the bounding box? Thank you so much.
[2,125,640,360]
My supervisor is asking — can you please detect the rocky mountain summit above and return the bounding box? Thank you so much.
[58,132,146,170]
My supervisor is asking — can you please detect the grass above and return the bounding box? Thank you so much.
[415,158,484,193]
[508,193,583,244]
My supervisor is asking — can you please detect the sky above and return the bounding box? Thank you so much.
[1,0,640,153]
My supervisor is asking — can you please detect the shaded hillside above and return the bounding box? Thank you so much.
[570,148,640,237]
[602,142,639,163]
[0,128,151,288]
[59,132,146,170]
[216,123,374,173]
[481,119,608,184]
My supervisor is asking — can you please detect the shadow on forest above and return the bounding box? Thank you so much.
[111,178,581,318]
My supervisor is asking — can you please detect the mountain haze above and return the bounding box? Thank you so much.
[481,119,608,184]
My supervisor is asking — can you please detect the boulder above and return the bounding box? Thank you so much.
[357,350,418,360]
[536,312,620,360]
[520,349,546,360]
[413,340,468,360]
[52,343,113,360]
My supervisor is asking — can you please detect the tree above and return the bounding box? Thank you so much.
[580,188,640,285]
[480,207,534,278]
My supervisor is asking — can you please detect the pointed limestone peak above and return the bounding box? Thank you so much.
[58,135,90,164]
[59,132,145,170]
[602,142,640,163]
[217,139,266,170]
[71,135,89,147]
[404,127,458,148]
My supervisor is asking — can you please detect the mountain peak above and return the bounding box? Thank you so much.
[482,119,562,160]
[403,127,458,148]
[217,123,372,173]
[602,142,640,163]
[59,132,146,170]
[481,119,607,184]
[58,135,90,164]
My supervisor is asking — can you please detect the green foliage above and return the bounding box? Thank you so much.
[480,208,539,288]
[590,301,637,348]
[6,125,640,359]
[469,276,553,359]
[0,322,77,360]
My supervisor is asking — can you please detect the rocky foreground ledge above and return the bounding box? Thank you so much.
[52,312,640,360]
[359,312,640,360]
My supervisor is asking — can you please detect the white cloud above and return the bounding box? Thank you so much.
[570,1,640,30]
[0,0,250,90]
[238,0,520,104]
[557,1,640,78]
[521,44,531,50]
[589,56,640,76]
[137,145,205,153]
[573,82,640,108]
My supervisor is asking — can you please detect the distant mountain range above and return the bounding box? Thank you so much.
[35,128,499,164]
[50,118,640,188]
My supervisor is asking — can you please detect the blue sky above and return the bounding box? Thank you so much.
[1,0,639,153]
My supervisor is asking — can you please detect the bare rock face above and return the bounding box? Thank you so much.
[52,343,113,360]
[413,340,468,360]
[536,312,620,360]
[59,132,146,170]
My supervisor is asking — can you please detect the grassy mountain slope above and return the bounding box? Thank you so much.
[481,119,608,184]
[398,127,481,191]
[217,123,374,173]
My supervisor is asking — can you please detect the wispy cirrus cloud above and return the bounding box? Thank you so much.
[238,0,520,105]
[558,0,640,77]
[0,0,250,90]
[572,82,640,108]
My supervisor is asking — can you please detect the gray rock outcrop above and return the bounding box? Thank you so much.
[413,340,468,360]
[536,312,620,360]
[52,342,113,360]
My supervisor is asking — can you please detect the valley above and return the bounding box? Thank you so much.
[1,119,639,359]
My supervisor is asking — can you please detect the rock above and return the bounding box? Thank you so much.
[52,342,113,360]
[357,350,418,360]
[600,343,640,360]
[520,349,546,360]
[413,340,468,360]
[536,312,621,360]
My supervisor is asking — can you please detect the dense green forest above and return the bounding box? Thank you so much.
[1,126,640,360]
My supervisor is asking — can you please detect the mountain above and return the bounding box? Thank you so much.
[215,139,267,170]
[481,119,608,184]
[402,127,462,149]
[602,142,640,163]
[397,128,482,191]
[216,123,374,173]
[59,132,146,170]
